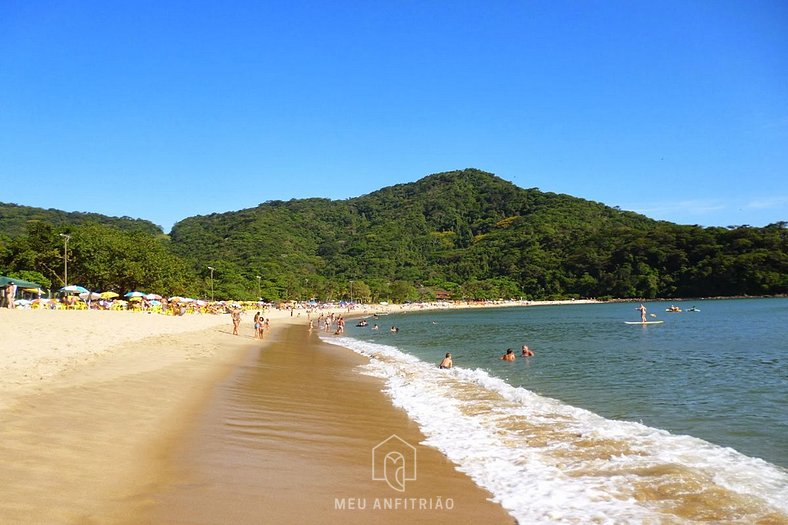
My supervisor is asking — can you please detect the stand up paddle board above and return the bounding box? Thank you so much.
[624,321,664,325]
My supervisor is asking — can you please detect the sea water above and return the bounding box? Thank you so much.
[322,298,788,524]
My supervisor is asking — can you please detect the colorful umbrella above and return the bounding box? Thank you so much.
[124,291,146,298]
[60,285,89,294]
[100,291,119,299]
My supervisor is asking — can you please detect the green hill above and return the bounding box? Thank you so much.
[0,202,163,238]
[168,169,787,301]
[1,169,785,300]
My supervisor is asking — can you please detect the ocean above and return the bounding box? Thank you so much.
[323,298,788,524]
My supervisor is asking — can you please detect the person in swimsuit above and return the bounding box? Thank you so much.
[439,353,453,369]
[231,309,241,335]
[521,345,534,357]
[637,303,647,323]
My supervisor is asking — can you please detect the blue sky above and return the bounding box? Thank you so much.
[1,1,786,232]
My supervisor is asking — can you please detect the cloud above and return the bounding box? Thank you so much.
[745,196,788,210]
[629,199,727,217]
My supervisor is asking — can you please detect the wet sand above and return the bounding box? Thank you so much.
[141,325,515,524]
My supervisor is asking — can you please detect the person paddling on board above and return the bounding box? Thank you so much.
[637,303,647,323]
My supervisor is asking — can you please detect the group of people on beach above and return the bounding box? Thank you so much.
[230,309,271,338]
[438,344,535,369]
[251,311,271,338]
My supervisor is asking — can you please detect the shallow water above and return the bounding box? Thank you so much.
[325,298,788,524]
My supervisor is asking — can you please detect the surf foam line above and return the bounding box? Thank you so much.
[322,335,788,525]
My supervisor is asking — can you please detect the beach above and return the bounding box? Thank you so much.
[0,306,515,524]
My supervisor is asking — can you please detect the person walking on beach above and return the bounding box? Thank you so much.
[231,308,241,335]
[501,348,516,361]
[521,345,534,357]
[253,312,261,339]
[439,353,453,369]
[5,281,17,309]
[637,303,647,323]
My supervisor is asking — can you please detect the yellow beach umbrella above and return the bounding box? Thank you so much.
[100,291,119,299]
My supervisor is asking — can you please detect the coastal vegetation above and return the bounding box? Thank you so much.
[2,169,786,301]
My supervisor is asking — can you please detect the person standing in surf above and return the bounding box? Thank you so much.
[636,303,648,323]
[439,353,453,369]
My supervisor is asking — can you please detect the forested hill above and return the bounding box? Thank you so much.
[0,202,163,237]
[169,169,787,301]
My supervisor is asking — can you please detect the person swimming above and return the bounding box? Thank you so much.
[439,353,453,369]
[501,348,516,361]
[521,345,534,357]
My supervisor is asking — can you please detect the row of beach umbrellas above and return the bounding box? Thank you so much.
[58,285,164,302]
[56,286,237,307]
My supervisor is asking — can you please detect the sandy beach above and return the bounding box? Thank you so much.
[0,309,254,523]
[0,305,520,523]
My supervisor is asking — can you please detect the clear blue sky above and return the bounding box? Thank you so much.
[2,1,786,232]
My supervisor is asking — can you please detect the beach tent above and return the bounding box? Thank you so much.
[0,275,42,289]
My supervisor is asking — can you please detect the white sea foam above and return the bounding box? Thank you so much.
[322,335,788,524]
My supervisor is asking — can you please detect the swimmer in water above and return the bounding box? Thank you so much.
[439,353,453,369]
[521,345,534,357]
[501,348,516,361]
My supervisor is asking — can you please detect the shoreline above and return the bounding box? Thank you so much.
[139,323,514,524]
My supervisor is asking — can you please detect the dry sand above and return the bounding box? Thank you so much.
[0,306,517,524]
[0,309,255,523]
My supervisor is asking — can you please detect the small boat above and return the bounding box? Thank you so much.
[687,307,700,312]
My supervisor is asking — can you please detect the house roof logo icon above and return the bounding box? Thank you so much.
[372,434,417,492]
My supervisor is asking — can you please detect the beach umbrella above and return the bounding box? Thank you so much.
[145,293,162,300]
[100,291,119,299]
[149,300,162,306]
[60,285,89,294]
[79,292,102,301]
[124,291,145,298]
[169,296,195,303]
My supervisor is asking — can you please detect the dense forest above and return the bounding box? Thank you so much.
[0,203,163,237]
[2,169,786,301]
